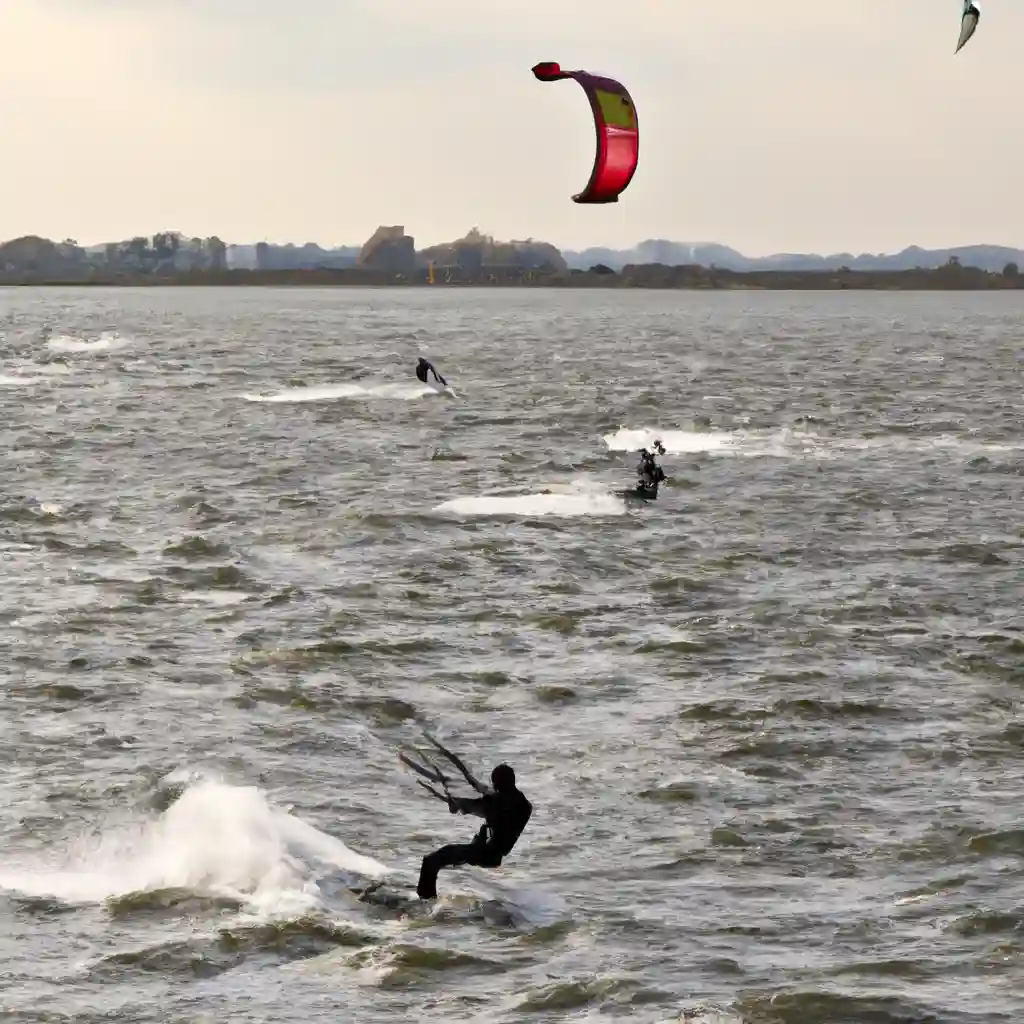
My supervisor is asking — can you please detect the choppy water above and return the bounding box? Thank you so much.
[0,286,1022,1023]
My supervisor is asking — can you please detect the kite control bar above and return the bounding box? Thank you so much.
[422,731,488,794]
[399,731,489,806]
[398,750,452,805]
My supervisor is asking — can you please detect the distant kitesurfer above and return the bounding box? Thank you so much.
[416,763,532,900]
[636,440,666,495]
[416,357,447,387]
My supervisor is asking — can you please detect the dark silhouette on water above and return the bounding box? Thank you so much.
[631,440,666,500]
[415,357,447,386]
[417,763,532,900]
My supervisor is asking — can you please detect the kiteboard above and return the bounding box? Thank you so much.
[351,879,433,912]
[620,484,659,503]
[425,378,458,400]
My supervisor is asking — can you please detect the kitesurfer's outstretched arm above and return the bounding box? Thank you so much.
[448,795,489,818]
[434,370,448,386]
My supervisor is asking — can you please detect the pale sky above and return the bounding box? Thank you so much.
[2,1,1020,255]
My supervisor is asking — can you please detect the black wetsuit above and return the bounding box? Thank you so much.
[416,786,532,899]
[416,359,447,386]
[637,455,665,493]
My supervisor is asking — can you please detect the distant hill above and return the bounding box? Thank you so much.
[560,240,1024,273]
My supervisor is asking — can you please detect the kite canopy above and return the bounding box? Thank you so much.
[531,62,639,204]
[955,1,980,53]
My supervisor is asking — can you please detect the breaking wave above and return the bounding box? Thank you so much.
[0,777,390,918]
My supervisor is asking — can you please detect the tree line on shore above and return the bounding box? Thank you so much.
[0,232,1021,289]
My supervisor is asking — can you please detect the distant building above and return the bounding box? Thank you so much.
[418,228,567,275]
[227,244,259,270]
[358,226,416,273]
[251,241,358,270]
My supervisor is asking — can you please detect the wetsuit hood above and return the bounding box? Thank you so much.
[491,763,515,792]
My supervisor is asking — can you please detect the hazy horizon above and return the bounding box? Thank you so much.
[4,1,1022,257]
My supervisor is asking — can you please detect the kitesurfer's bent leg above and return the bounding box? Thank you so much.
[416,843,501,899]
[417,843,477,899]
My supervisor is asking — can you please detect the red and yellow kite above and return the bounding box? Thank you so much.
[532,62,639,205]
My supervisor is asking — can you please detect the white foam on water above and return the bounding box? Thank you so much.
[46,331,132,354]
[565,1011,741,1024]
[603,424,1023,462]
[471,876,569,930]
[0,778,391,918]
[655,1010,744,1024]
[0,373,46,387]
[424,377,459,399]
[1,361,75,382]
[242,382,436,404]
[825,434,1024,457]
[435,477,626,519]
[603,426,742,456]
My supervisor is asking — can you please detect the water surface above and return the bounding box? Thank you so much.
[0,286,1021,1023]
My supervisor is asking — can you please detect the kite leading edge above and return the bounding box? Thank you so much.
[955,1,980,54]
[531,62,639,204]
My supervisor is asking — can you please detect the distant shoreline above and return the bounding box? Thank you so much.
[1,265,1021,290]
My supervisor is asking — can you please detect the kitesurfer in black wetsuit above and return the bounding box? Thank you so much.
[416,763,532,900]
[415,357,447,387]
[636,442,666,495]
